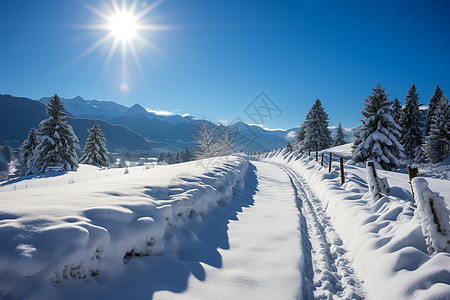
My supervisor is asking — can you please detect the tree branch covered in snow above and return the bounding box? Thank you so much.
[193,121,235,159]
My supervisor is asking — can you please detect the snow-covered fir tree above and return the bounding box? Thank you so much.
[33,94,80,173]
[426,84,444,135]
[157,152,168,164]
[423,95,449,163]
[295,124,306,149]
[20,128,38,175]
[80,123,109,167]
[391,97,402,125]
[181,148,193,162]
[400,83,423,161]
[0,145,12,181]
[352,83,404,170]
[303,99,331,151]
[333,122,346,146]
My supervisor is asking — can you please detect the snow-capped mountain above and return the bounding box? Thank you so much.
[37,96,303,151]
[1,94,177,153]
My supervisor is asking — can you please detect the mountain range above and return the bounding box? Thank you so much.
[1,94,355,154]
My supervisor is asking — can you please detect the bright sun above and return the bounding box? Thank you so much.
[109,11,138,42]
[76,0,171,92]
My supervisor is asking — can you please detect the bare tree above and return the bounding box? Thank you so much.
[193,121,235,159]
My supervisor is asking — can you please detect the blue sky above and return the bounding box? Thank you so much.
[1,0,450,129]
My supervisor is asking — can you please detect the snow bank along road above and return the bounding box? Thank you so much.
[1,152,449,299]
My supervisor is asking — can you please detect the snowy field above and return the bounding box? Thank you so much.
[0,147,449,299]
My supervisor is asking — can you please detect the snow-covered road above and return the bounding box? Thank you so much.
[154,161,303,299]
[276,162,365,299]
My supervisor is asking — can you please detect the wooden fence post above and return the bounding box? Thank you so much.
[321,153,324,166]
[308,150,311,156]
[328,153,332,173]
[340,157,344,185]
[408,165,419,207]
[316,151,318,162]
[367,161,377,179]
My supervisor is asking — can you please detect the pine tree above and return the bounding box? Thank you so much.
[20,128,38,175]
[392,97,402,125]
[33,94,79,173]
[303,99,331,151]
[181,148,192,162]
[423,95,450,163]
[333,122,346,146]
[426,84,444,135]
[80,123,109,167]
[352,83,404,170]
[0,145,12,181]
[400,83,423,160]
[295,124,306,149]
[157,152,168,164]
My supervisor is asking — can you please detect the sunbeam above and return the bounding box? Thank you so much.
[77,0,171,92]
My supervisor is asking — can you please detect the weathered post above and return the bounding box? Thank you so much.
[308,150,311,156]
[340,157,345,185]
[367,161,377,179]
[321,153,324,166]
[329,153,332,173]
[408,165,419,206]
[316,151,318,162]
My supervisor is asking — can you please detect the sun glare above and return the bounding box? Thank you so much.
[109,11,137,42]
[76,0,171,92]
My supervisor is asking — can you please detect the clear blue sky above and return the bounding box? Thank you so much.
[1,0,449,129]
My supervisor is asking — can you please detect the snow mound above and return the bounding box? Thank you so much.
[0,155,248,299]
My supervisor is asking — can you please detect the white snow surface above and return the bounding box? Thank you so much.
[153,161,302,299]
[0,155,249,299]
[1,144,450,299]
[261,148,450,300]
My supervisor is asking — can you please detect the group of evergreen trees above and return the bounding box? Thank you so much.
[20,94,109,175]
[295,99,344,151]
[295,83,448,170]
[157,148,193,165]
[353,83,449,169]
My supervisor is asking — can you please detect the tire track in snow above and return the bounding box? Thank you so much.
[274,163,366,300]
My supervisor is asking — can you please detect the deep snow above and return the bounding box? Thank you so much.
[0,156,249,299]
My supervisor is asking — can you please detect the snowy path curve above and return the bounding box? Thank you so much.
[154,161,302,299]
[274,162,366,300]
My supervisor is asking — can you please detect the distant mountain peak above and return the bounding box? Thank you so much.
[72,96,85,101]
[121,103,149,117]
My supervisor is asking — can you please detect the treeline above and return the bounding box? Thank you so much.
[294,83,449,170]
[157,148,193,165]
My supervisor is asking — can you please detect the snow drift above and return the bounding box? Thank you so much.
[0,155,248,299]
[261,149,450,300]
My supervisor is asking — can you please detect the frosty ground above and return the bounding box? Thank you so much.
[0,145,449,299]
